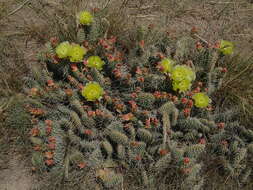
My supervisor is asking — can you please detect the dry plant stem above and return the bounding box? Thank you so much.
[64,133,71,180]
[193,34,210,45]
[162,113,170,149]
[102,0,112,10]
[0,96,14,112]
[7,0,32,17]
[223,63,253,87]
[64,153,70,180]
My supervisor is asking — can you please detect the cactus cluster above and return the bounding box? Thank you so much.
[7,10,252,189]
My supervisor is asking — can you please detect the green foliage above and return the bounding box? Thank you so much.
[136,93,155,110]
[9,10,253,189]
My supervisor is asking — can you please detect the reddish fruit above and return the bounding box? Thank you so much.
[157,64,165,72]
[47,143,56,150]
[197,82,203,87]
[71,64,78,72]
[206,105,213,111]
[115,103,125,112]
[135,67,142,75]
[214,41,220,49]
[45,159,54,166]
[181,98,188,104]
[217,122,225,129]
[183,157,190,164]
[84,129,93,135]
[87,111,96,117]
[136,87,142,93]
[191,26,198,34]
[45,151,54,159]
[45,120,53,127]
[107,54,114,62]
[221,68,228,73]
[187,100,194,108]
[186,91,193,97]
[196,42,203,49]
[139,40,145,47]
[142,110,150,115]
[145,118,151,128]
[29,108,45,116]
[135,155,142,161]
[151,118,159,126]
[50,37,58,46]
[195,87,201,93]
[171,96,178,102]
[129,100,138,112]
[109,36,117,43]
[183,108,191,117]
[30,128,40,137]
[182,168,191,174]
[130,141,139,147]
[92,7,100,13]
[86,74,93,81]
[29,88,39,96]
[65,89,73,96]
[48,137,56,143]
[83,40,89,48]
[47,80,55,87]
[31,118,39,125]
[121,113,134,121]
[33,146,41,151]
[199,138,206,144]
[53,55,60,64]
[159,149,168,156]
[137,77,144,83]
[148,24,155,30]
[131,93,138,99]
[46,126,52,135]
[221,140,228,146]
[156,53,165,59]
[78,162,87,169]
[95,109,103,116]
[153,91,161,99]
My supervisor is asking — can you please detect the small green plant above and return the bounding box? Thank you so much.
[7,9,253,189]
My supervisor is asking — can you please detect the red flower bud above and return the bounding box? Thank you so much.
[159,149,168,156]
[183,108,191,117]
[181,98,188,104]
[217,122,225,129]
[199,138,206,144]
[196,42,203,49]
[183,157,190,164]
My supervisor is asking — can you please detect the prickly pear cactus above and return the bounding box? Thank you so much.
[7,10,253,189]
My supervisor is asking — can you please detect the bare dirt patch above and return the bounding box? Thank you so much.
[0,154,35,190]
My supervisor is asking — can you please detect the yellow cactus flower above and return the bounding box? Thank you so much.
[160,58,174,73]
[171,65,196,82]
[69,44,87,62]
[219,40,234,55]
[172,79,191,93]
[87,56,105,70]
[55,41,71,59]
[192,93,211,108]
[81,82,104,101]
[78,11,93,25]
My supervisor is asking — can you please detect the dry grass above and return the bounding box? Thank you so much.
[0,0,253,189]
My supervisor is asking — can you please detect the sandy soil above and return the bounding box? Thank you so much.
[0,155,35,190]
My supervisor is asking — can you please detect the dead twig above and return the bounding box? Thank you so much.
[7,0,32,17]
[193,34,210,45]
